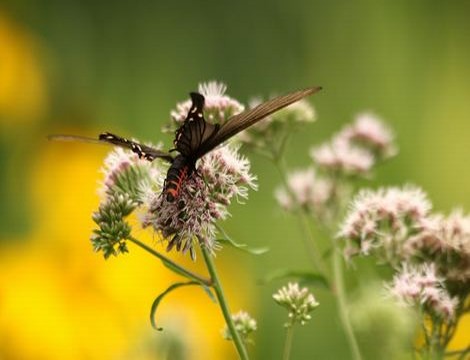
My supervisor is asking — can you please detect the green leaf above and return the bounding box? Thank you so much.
[160,257,196,278]
[261,268,329,289]
[218,238,269,255]
[216,225,269,255]
[150,281,200,331]
[201,285,217,303]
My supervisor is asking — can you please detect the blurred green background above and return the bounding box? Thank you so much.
[1,0,469,359]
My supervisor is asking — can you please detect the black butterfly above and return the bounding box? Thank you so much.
[50,86,321,201]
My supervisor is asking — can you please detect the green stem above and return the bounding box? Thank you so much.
[298,209,329,276]
[429,319,444,359]
[273,156,327,275]
[332,247,362,360]
[282,325,295,360]
[201,244,249,360]
[127,236,211,286]
[419,311,431,353]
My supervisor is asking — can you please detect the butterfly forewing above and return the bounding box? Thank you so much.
[98,132,174,162]
[48,133,173,162]
[198,86,322,157]
[173,92,220,159]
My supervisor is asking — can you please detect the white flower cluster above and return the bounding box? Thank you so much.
[386,263,458,320]
[311,112,396,176]
[222,310,257,341]
[273,282,319,327]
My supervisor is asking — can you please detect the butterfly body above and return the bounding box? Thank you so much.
[164,154,194,202]
[49,86,321,202]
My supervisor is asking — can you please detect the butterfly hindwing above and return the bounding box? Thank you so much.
[173,92,220,159]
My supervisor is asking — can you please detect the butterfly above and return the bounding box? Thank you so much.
[49,86,321,201]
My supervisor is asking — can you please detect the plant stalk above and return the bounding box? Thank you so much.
[201,244,249,360]
[273,156,326,275]
[332,247,362,360]
[127,236,211,286]
[282,325,295,360]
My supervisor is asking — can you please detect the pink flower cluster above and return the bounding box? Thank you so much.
[340,185,470,322]
[275,168,333,215]
[141,140,257,259]
[386,263,458,320]
[340,186,470,288]
[407,210,470,285]
[96,82,258,259]
[339,185,432,261]
[170,81,244,125]
[276,113,397,222]
[98,146,164,199]
[311,113,396,176]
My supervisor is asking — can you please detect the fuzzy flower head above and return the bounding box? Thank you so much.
[92,138,257,260]
[275,167,333,217]
[142,144,257,259]
[406,209,470,289]
[92,146,164,258]
[222,310,257,342]
[170,81,244,128]
[343,112,397,159]
[386,263,458,320]
[339,185,432,263]
[310,113,397,177]
[98,146,158,198]
[273,282,319,327]
[311,136,374,176]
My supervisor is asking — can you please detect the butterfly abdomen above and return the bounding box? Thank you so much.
[165,155,194,202]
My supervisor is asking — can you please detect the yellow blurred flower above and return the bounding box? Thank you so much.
[446,313,470,354]
[0,140,249,359]
[0,12,48,125]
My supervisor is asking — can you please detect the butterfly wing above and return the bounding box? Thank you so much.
[173,92,220,159]
[48,133,173,162]
[50,86,321,164]
[197,86,322,157]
